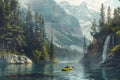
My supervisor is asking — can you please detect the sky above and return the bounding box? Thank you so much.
[54,0,120,11]
[20,0,120,11]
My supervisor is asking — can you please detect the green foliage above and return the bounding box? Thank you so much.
[116,30,120,35]
[32,49,42,63]
[92,4,120,38]
[108,8,120,33]
[107,6,112,25]
[42,43,50,62]
[0,0,24,51]
[99,3,105,29]
[52,57,58,63]
[0,50,18,55]
[91,19,97,36]
[0,0,55,63]
[111,45,120,52]
[109,44,120,56]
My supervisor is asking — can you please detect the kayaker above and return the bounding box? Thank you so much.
[65,65,69,68]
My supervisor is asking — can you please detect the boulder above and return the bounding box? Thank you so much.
[0,54,32,64]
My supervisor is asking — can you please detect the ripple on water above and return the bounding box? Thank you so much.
[0,63,120,80]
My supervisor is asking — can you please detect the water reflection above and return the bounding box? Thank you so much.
[83,66,120,80]
[31,63,54,80]
[0,63,120,80]
[0,64,54,80]
[0,64,32,77]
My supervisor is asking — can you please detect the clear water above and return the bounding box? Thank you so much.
[0,62,120,80]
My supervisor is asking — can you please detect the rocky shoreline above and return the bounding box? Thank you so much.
[0,54,32,64]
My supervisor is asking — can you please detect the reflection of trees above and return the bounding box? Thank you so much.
[83,67,120,80]
[32,64,54,80]
[0,64,32,79]
[0,65,6,77]
[41,64,54,80]
[0,64,55,80]
[7,64,32,74]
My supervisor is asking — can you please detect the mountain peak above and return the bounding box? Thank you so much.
[60,1,70,6]
[79,1,88,9]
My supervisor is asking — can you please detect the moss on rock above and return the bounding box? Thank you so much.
[109,44,120,56]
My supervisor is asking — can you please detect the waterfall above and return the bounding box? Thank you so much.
[102,35,111,62]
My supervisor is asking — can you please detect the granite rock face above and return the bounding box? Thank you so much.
[0,54,32,64]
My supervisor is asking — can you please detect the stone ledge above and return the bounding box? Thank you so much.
[0,54,32,64]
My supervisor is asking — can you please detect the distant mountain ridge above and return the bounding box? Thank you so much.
[58,0,120,41]
[19,0,84,61]
[59,1,100,41]
[60,1,100,21]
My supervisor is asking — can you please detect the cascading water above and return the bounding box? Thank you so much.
[102,35,111,62]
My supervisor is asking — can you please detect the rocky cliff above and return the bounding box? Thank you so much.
[82,27,120,68]
[101,34,120,68]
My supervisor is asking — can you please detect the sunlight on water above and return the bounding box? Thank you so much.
[0,63,120,80]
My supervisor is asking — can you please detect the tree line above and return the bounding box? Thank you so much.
[0,0,55,63]
[83,3,120,54]
[91,3,120,36]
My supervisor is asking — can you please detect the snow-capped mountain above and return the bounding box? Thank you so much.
[19,0,83,53]
[60,1,100,21]
[56,0,120,41]
[59,1,100,41]
[55,0,120,11]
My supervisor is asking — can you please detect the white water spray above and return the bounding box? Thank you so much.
[102,35,111,62]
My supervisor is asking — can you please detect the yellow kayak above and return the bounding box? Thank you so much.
[61,67,73,71]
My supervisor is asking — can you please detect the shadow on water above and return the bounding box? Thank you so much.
[83,66,120,80]
[0,63,55,80]
[0,63,120,80]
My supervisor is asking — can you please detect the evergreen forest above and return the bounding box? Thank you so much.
[0,0,55,63]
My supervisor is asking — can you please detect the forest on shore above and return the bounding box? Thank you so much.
[0,0,56,63]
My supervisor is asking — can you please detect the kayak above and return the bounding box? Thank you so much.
[61,67,73,71]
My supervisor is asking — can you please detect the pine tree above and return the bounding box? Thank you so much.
[0,0,5,50]
[41,18,46,39]
[50,28,55,62]
[112,8,120,30]
[0,0,24,52]
[91,19,97,36]
[42,42,50,62]
[99,3,105,29]
[24,4,34,49]
[30,12,51,62]
[32,49,42,63]
[107,6,112,25]
[33,13,42,49]
[11,0,25,49]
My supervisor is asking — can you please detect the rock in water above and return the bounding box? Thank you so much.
[0,54,32,64]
